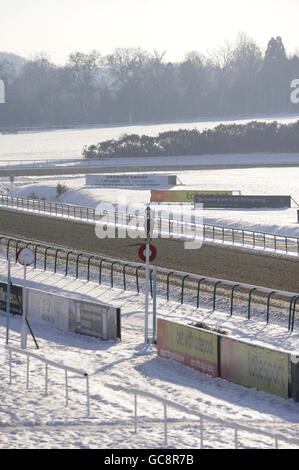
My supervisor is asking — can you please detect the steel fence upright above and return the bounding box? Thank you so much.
[230,284,240,316]
[197,278,206,308]
[266,291,276,324]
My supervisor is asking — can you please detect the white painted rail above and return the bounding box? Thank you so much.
[0,195,298,256]
[105,383,299,449]
[0,158,104,169]
[5,345,90,416]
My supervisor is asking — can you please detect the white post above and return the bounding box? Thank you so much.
[152,269,157,344]
[235,426,238,449]
[144,205,153,343]
[164,402,168,447]
[45,363,48,395]
[144,242,150,343]
[134,392,138,434]
[65,370,69,406]
[86,376,90,416]
[21,264,28,349]
[9,351,12,384]
[26,356,30,389]
[102,311,108,340]
[200,417,204,448]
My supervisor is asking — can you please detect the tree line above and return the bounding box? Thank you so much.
[1,34,299,127]
[83,121,299,158]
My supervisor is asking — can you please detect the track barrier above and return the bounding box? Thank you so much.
[0,234,298,332]
[105,382,299,448]
[5,344,90,415]
[0,195,298,256]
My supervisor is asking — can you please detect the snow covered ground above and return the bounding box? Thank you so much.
[1,117,299,449]
[2,166,299,237]
[1,116,299,236]
[0,260,298,449]
[1,114,299,162]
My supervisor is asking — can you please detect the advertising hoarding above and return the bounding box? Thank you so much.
[194,194,291,208]
[0,281,23,315]
[28,289,121,341]
[86,174,177,187]
[221,337,289,398]
[157,318,219,377]
[151,190,233,203]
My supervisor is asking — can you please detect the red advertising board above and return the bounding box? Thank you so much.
[157,318,219,377]
[150,190,174,203]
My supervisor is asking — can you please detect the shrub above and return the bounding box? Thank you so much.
[189,321,227,335]
[82,120,299,159]
[56,183,68,197]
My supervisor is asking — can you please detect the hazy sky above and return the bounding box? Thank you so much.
[0,0,298,64]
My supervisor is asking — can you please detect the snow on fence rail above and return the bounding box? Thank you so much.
[0,194,298,256]
[5,345,90,416]
[0,234,298,331]
[0,158,104,169]
[105,383,299,449]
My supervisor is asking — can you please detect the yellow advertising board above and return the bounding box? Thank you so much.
[157,319,290,399]
[151,190,233,203]
[221,337,289,398]
[157,319,219,377]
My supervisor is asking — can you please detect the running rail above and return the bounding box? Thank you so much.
[105,383,299,449]
[0,233,298,330]
[5,345,90,415]
[0,194,298,256]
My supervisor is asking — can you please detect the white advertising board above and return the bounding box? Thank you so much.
[28,289,121,340]
[86,174,177,187]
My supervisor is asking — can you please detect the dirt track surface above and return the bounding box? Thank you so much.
[0,208,298,292]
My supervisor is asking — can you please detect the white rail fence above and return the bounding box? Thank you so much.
[105,383,299,449]
[5,345,90,416]
[2,346,299,447]
[0,158,104,169]
[0,194,298,256]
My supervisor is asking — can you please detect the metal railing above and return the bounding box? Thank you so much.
[5,345,90,415]
[0,234,298,331]
[0,195,298,256]
[0,195,98,222]
[0,158,104,169]
[105,383,299,449]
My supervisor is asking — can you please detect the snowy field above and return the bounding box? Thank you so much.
[1,114,299,162]
[0,260,298,449]
[2,166,299,236]
[1,115,299,236]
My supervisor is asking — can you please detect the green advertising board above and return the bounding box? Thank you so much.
[221,337,289,399]
[157,319,219,377]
